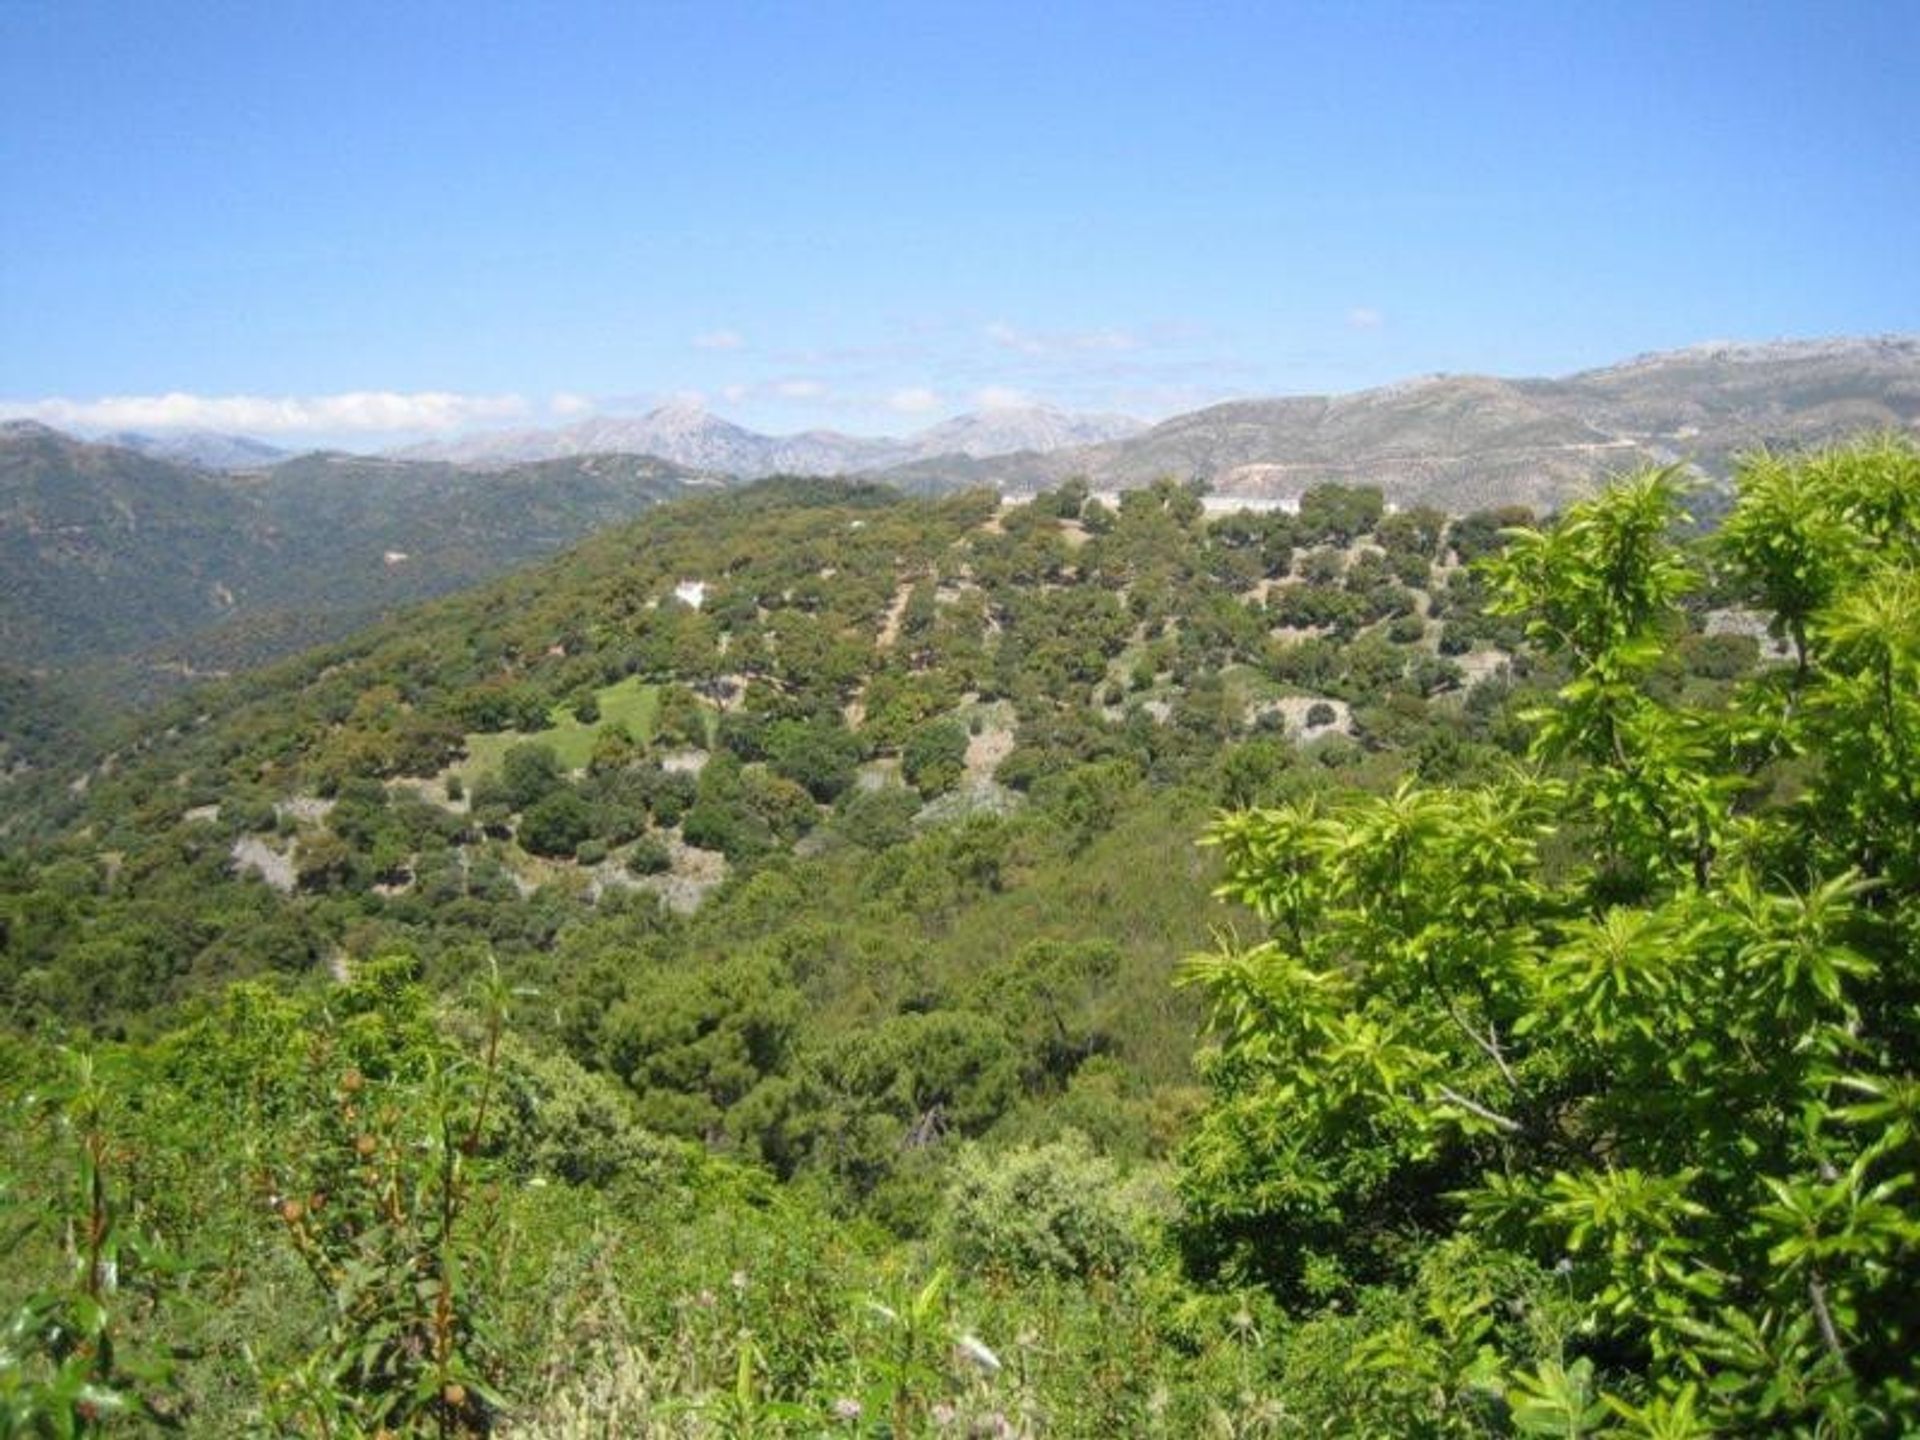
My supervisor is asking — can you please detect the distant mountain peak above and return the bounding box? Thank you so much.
[1593,334,1920,375]
[395,404,1148,474]
[99,429,288,471]
[909,405,1146,460]
[1,419,63,442]
[649,400,718,423]
[866,334,1920,510]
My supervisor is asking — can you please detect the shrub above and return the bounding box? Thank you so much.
[939,1131,1140,1279]
[902,720,968,798]
[834,786,920,850]
[625,835,672,876]
[679,799,771,861]
[246,963,509,1435]
[767,718,864,803]
[1679,630,1760,679]
[519,790,592,858]
[642,766,698,827]
[1387,613,1427,645]
[501,742,563,811]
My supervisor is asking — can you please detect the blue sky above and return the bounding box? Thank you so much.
[3,0,1915,447]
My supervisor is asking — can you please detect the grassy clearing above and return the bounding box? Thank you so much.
[455,676,661,782]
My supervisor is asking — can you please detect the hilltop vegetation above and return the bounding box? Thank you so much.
[0,422,720,690]
[2,440,1917,1435]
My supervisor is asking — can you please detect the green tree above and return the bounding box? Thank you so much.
[602,953,800,1141]
[968,939,1120,1090]
[901,720,968,799]
[1296,483,1384,545]
[499,742,563,811]
[1178,446,1920,1434]
[517,789,592,858]
[766,718,864,803]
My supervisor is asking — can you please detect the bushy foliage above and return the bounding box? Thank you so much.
[939,1131,1142,1280]
[902,719,969,798]
[14,447,1895,1433]
[0,1052,183,1435]
[516,788,592,857]
[1180,443,1920,1434]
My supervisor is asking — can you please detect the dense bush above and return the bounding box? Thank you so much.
[1182,447,1920,1432]
[518,788,592,857]
[766,718,864,803]
[939,1131,1142,1279]
[902,719,969,798]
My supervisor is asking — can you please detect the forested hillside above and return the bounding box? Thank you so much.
[0,423,719,689]
[2,442,1915,1435]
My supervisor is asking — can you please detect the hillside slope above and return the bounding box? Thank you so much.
[0,421,278,662]
[0,424,722,679]
[874,336,1920,508]
[5,451,1906,1434]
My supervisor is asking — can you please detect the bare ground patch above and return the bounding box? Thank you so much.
[231,835,296,893]
[1247,695,1354,738]
[640,835,729,914]
[963,716,1016,783]
[876,580,916,649]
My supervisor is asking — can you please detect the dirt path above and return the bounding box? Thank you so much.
[876,580,916,649]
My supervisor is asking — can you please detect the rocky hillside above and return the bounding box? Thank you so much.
[398,403,1145,473]
[101,428,290,469]
[875,336,1920,509]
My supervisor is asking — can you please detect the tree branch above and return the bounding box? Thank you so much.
[1422,955,1521,1092]
[1808,1272,1848,1369]
[1435,1085,1523,1134]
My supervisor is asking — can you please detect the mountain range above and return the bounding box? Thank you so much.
[872,337,1920,508]
[102,336,1916,510]
[103,428,291,470]
[394,403,1148,473]
[8,335,1916,700]
[46,338,1920,511]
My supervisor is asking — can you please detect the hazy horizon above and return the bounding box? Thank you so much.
[8,332,1917,460]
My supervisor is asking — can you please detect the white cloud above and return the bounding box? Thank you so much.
[886,386,940,414]
[720,383,750,404]
[663,389,708,410]
[1,390,529,435]
[973,386,1031,411]
[774,378,828,400]
[984,321,1044,355]
[1346,307,1385,331]
[984,321,1141,355]
[549,391,595,418]
[692,329,746,351]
